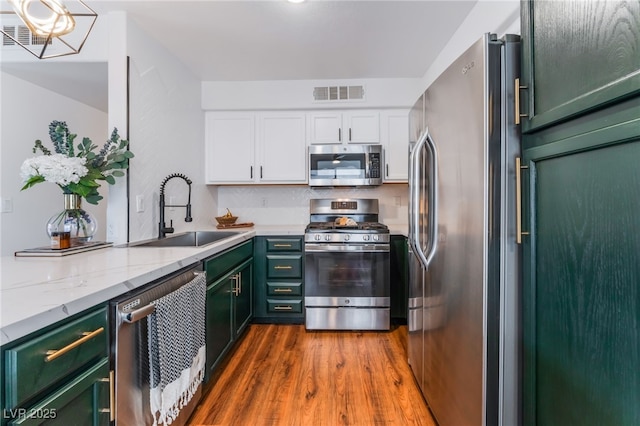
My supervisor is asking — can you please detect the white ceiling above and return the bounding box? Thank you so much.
[1,0,478,110]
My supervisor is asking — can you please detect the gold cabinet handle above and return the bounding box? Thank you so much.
[274,265,293,270]
[273,288,293,293]
[516,157,530,244]
[231,273,240,296]
[274,306,293,311]
[273,244,292,248]
[45,327,104,362]
[515,78,529,125]
[98,370,115,421]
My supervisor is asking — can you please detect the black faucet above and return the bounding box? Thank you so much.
[159,173,193,238]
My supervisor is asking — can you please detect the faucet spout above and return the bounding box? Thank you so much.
[159,173,193,238]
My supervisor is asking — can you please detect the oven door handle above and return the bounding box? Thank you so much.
[304,243,390,253]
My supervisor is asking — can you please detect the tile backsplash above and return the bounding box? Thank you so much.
[217,184,408,226]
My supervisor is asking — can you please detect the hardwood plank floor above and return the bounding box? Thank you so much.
[189,324,436,426]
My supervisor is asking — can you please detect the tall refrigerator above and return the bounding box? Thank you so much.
[407,34,521,426]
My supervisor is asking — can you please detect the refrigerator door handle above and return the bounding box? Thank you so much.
[409,129,431,270]
[423,131,438,266]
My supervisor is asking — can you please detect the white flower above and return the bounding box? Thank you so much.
[20,154,88,186]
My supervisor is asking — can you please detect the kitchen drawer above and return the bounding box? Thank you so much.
[266,255,302,279]
[266,238,302,252]
[8,358,110,426]
[205,240,253,283]
[267,299,303,314]
[267,282,303,297]
[4,308,108,409]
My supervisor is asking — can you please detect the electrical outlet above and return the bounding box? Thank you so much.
[394,196,402,206]
[261,197,268,207]
[169,196,176,211]
[136,195,145,213]
[1,198,13,213]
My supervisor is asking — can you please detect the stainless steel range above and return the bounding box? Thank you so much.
[304,198,390,330]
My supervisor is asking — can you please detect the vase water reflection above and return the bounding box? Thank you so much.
[47,193,97,243]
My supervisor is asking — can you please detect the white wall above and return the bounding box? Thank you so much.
[0,72,107,255]
[420,0,520,91]
[202,78,421,111]
[125,16,216,243]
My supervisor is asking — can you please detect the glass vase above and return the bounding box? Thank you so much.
[46,193,97,244]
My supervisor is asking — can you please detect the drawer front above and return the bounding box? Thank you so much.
[267,299,303,314]
[4,308,108,409]
[267,282,303,297]
[266,255,302,279]
[205,240,253,283]
[9,358,110,426]
[266,238,302,252]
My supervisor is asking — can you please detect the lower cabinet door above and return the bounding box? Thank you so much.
[206,277,233,375]
[234,260,253,336]
[9,358,110,426]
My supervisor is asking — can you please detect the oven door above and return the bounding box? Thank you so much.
[304,243,390,306]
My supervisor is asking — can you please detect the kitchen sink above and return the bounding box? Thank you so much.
[128,231,240,247]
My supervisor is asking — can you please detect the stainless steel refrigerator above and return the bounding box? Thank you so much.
[408,33,521,426]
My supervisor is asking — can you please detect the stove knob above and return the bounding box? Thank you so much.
[315,234,322,241]
[363,234,370,241]
[344,234,350,241]
[325,234,332,241]
[373,235,379,242]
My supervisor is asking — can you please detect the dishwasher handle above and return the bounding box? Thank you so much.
[121,304,155,323]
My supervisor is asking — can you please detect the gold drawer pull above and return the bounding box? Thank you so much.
[45,327,104,362]
[274,288,293,293]
[274,306,293,311]
[273,244,292,248]
[274,265,293,270]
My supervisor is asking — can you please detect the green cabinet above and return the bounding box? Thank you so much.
[520,1,640,133]
[204,240,253,377]
[1,307,111,426]
[253,236,305,322]
[520,2,640,425]
[390,235,408,322]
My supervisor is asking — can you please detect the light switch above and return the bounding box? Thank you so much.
[136,195,145,212]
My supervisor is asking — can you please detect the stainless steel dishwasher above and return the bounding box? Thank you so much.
[111,264,204,426]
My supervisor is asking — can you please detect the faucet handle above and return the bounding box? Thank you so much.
[165,220,174,234]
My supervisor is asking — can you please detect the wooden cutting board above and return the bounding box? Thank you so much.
[216,222,254,229]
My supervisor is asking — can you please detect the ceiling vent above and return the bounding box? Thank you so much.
[313,85,365,102]
[2,25,51,47]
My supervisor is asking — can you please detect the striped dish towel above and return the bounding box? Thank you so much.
[148,271,206,426]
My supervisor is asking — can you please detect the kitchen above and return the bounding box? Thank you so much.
[1,1,638,425]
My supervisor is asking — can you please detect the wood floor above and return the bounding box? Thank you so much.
[188,324,436,426]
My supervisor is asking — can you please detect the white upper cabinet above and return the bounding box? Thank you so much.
[257,113,307,183]
[307,110,380,145]
[205,113,255,184]
[205,112,307,185]
[380,110,409,182]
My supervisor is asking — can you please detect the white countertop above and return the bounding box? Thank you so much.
[1,230,257,346]
[0,224,405,346]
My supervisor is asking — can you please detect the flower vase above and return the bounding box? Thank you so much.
[47,194,97,244]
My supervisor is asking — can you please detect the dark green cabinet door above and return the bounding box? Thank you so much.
[205,276,233,376]
[233,260,253,336]
[522,126,640,426]
[390,235,408,321]
[9,359,110,426]
[521,1,640,132]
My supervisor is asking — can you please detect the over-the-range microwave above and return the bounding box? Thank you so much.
[308,144,383,187]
